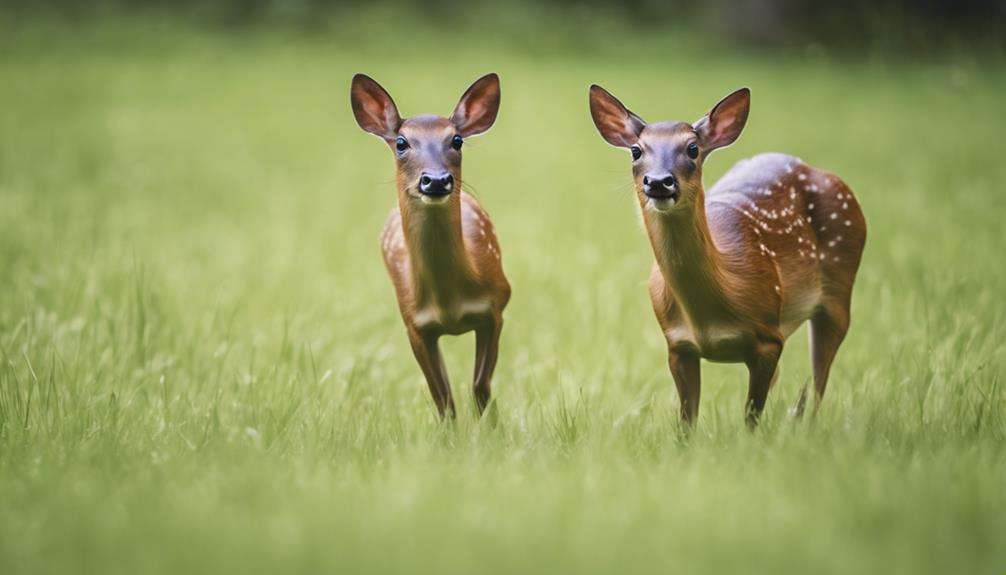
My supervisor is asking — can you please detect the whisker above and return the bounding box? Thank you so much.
[460,180,480,197]
[608,180,636,195]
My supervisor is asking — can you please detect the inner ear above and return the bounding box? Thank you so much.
[450,73,501,138]
[694,87,750,151]
[350,73,402,142]
[589,84,646,148]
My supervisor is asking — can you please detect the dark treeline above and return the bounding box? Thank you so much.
[3,0,1005,55]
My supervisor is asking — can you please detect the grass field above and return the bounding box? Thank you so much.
[2,14,1005,575]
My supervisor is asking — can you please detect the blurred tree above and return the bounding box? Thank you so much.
[2,0,1003,55]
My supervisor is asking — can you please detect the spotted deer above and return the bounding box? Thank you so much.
[589,85,866,426]
[351,73,510,419]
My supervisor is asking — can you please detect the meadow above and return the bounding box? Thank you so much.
[1,13,1005,574]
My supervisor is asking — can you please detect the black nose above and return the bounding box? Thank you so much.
[419,172,454,196]
[643,172,676,198]
[643,174,676,190]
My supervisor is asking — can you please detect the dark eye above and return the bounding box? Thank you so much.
[687,142,699,159]
[630,145,642,161]
[395,136,408,153]
[451,135,463,151]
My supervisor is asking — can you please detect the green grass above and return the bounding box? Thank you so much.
[2,15,1005,575]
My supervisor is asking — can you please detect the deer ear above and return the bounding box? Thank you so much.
[450,73,501,137]
[589,85,646,148]
[351,74,402,142]
[694,87,750,151]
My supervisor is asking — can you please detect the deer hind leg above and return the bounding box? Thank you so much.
[408,330,456,419]
[745,340,782,428]
[769,366,781,390]
[472,316,502,417]
[668,349,701,426]
[806,302,850,416]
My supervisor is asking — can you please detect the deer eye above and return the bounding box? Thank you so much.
[630,145,642,161]
[395,136,408,153]
[451,135,463,151]
[687,142,700,159]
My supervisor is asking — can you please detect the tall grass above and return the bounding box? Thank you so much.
[1,16,1004,575]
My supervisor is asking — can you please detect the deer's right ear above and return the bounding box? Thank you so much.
[589,85,646,148]
[451,73,501,138]
[351,74,402,142]
[694,87,750,151]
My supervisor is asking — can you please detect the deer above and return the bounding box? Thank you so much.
[350,73,510,419]
[588,85,866,427]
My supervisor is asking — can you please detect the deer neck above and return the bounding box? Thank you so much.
[644,191,740,324]
[398,191,475,305]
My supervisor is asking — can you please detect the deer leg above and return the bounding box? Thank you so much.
[668,349,701,425]
[472,317,502,417]
[745,341,782,428]
[808,305,850,416]
[408,330,456,419]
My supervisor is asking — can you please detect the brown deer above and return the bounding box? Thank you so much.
[351,73,510,419]
[589,85,866,427]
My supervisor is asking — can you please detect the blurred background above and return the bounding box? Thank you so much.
[4,0,1005,55]
[2,1,1005,574]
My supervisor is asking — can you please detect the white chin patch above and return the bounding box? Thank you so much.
[419,194,451,205]
[648,197,678,212]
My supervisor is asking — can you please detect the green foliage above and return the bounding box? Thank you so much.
[3,0,1004,56]
[1,16,1004,575]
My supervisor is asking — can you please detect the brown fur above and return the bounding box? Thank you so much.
[590,85,866,426]
[353,74,510,418]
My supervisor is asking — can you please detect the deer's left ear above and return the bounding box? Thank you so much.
[450,73,501,137]
[589,84,646,148]
[350,73,402,142]
[694,87,750,151]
